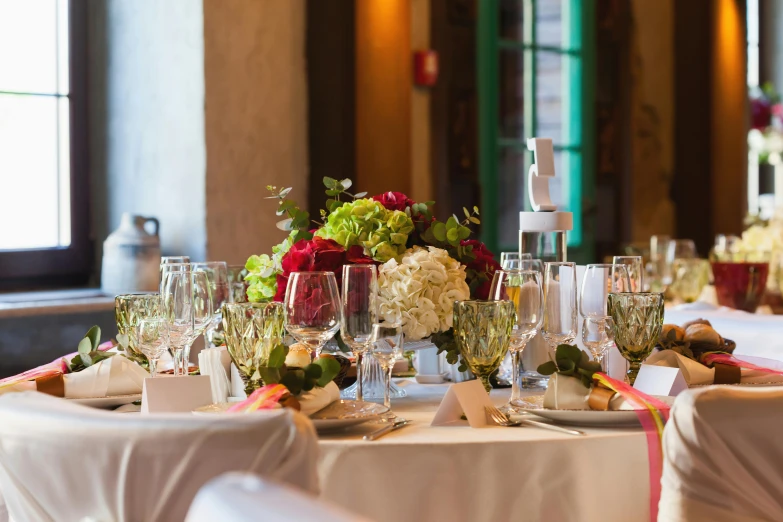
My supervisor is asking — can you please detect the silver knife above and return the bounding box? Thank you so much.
[363,419,410,441]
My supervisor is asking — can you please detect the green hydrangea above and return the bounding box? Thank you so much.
[315,199,414,262]
[245,234,295,302]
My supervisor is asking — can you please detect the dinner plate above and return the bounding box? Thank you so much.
[68,394,142,409]
[193,400,389,432]
[516,394,675,427]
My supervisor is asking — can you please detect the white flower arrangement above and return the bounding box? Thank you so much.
[377,246,471,340]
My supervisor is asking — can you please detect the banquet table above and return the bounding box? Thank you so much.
[318,380,651,522]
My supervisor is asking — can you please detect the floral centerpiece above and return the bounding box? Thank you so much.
[749,83,783,165]
[244,178,500,371]
[734,207,783,295]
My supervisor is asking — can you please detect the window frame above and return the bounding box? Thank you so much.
[477,0,595,263]
[0,0,91,290]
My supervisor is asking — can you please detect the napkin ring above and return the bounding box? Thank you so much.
[35,373,65,397]
[588,384,616,411]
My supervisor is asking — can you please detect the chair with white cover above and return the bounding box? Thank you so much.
[659,386,783,522]
[186,472,372,522]
[0,391,318,522]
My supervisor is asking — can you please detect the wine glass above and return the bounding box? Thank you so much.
[136,318,169,378]
[489,269,543,412]
[648,235,671,292]
[580,264,630,318]
[612,256,643,293]
[542,262,578,355]
[665,239,697,285]
[284,272,342,358]
[192,262,230,347]
[188,270,214,374]
[161,270,213,376]
[500,252,533,270]
[453,300,516,392]
[369,322,404,419]
[608,292,665,384]
[341,265,378,403]
[115,293,162,367]
[518,258,543,273]
[581,317,614,372]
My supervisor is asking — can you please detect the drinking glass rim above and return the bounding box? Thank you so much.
[224,301,283,309]
[454,299,516,306]
[586,263,626,268]
[289,271,337,276]
[115,293,160,300]
[544,261,576,267]
[607,292,664,298]
[343,264,376,269]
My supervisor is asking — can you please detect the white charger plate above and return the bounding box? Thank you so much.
[68,394,142,409]
[516,394,675,427]
[194,399,389,432]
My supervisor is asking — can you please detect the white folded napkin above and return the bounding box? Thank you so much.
[64,355,149,398]
[298,381,340,417]
[198,348,230,404]
[542,373,656,411]
[645,350,783,385]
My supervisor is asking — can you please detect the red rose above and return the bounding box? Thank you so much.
[460,239,501,300]
[372,191,415,212]
[751,97,772,130]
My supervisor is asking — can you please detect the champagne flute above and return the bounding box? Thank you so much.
[192,261,229,347]
[369,323,404,419]
[341,265,378,403]
[542,262,578,355]
[161,269,195,377]
[284,272,342,358]
[580,264,630,318]
[612,256,643,293]
[489,269,543,412]
[581,317,614,372]
[136,318,169,378]
[500,252,533,270]
[187,270,213,374]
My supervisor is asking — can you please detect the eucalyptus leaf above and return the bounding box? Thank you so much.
[258,366,281,386]
[556,344,582,364]
[281,369,305,395]
[77,338,92,355]
[276,218,294,231]
[85,326,101,351]
[323,177,338,188]
[304,363,323,380]
[314,357,341,387]
[302,379,315,392]
[116,333,130,349]
[80,352,92,367]
[267,344,289,368]
[278,187,292,198]
[432,222,447,242]
[354,191,367,198]
[340,178,353,189]
[537,360,558,375]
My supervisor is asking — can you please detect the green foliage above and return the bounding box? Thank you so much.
[68,326,115,373]
[537,344,602,388]
[431,329,468,373]
[256,344,341,396]
[657,328,695,360]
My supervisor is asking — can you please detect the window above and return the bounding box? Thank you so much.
[477,0,595,262]
[0,0,90,288]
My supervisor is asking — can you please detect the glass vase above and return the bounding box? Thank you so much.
[341,354,407,400]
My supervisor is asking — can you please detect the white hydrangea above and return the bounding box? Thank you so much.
[377,246,470,340]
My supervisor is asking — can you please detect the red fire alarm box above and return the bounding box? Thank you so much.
[414,50,438,87]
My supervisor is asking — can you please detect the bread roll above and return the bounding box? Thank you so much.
[684,324,721,345]
[661,324,686,342]
[285,343,312,368]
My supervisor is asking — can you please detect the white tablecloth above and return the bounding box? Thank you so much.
[318,381,650,522]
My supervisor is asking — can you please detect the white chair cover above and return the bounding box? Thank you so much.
[0,392,318,522]
[659,386,783,522]
[186,472,370,522]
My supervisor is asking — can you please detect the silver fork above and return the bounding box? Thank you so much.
[484,405,585,436]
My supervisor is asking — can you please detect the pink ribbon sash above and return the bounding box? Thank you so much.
[701,352,783,376]
[593,373,671,522]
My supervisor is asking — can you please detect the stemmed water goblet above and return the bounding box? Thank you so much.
[114,293,162,367]
[579,264,630,318]
[608,292,665,384]
[581,317,615,372]
[612,256,643,293]
[341,265,378,403]
[368,322,404,420]
[541,262,578,356]
[489,269,543,412]
[665,239,697,285]
[161,269,213,376]
[136,318,170,378]
[284,272,342,359]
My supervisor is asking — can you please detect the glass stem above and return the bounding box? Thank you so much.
[182,342,194,376]
[384,364,393,410]
[356,352,364,403]
[149,357,158,378]
[172,348,183,377]
[510,350,521,402]
[597,353,606,373]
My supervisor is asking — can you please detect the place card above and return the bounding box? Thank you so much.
[633,364,688,397]
[141,375,213,414]
[431,380,495,428]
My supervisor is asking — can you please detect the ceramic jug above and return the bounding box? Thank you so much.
[101,213,161,295]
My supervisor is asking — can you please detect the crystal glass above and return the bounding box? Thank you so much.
[135,318,169,378]
[191,262,229,347]
[669,258,710,303]
[114,293,162,367]
[161,270,213,376]
[227,265,249,304]
[518,258,543,273]
[665,239,697,285]
[453,300,516,392]
[612,256,643,293]
[160,256,190,282]
[369,323,404,418]
[341,264,378,403]
[500,252,532,270]
[581,317,614,372]
[711,258,770,312]
[284,272,342,358]
[489,269,543,411]
[580,264,630,318]
[542,262,578,354]
[223,302,285,394]
[648,235,671,292]
[608,292,665,384]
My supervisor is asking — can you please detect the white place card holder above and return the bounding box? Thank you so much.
[230,363,248,399]
[431,380,495,428]
[141,375,213,414]
[633,364,688,397]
